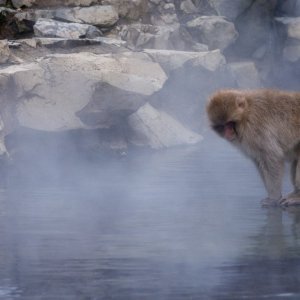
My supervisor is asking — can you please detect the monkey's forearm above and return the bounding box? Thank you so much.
[256,158,284,200]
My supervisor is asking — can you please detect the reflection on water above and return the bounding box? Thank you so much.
[0,136,300,299]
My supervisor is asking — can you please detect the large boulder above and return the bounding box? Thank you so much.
[178,0,216,17]
[119,24,178,50]
[179,0,200,14]
[101,0,148,21]
[186,16,238,50]
[13,52,167,131]
[276,17,300,62]
[143,49,225,73]
[15,9,56,23]
[0,51,213,153]
[55,5,119,27]
[34,18,103,39]
[119,23,206,51]
[12,0,102,8]
[0,64,39,155]
[11,0,35,8]
[16,5,119,28]
[128,103,202,149]
[148,0,178,26]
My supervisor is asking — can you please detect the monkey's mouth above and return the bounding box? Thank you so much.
[212,121,237,132]
[212,121,237,141]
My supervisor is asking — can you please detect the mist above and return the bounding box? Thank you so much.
[0,0,300,299]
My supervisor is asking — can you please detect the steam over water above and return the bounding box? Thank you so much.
[0,134,299,299]
[0,0,300,299]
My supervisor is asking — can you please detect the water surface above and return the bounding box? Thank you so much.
[0,135,300,299]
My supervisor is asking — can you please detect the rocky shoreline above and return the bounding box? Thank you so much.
[0,0,299,158]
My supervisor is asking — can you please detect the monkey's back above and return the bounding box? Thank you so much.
[244,89,300,156]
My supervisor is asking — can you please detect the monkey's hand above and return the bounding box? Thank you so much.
[261,197,281,207]
[280,193,300,207]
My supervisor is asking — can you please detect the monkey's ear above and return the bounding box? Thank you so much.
[236,95,247,109]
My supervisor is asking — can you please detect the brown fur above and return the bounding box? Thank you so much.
[206,89,300,207]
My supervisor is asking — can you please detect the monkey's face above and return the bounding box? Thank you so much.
[212,121,237,141]
[207,90,247,142]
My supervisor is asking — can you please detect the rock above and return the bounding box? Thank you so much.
[14,52,167,131]
[208,0,252,21]
[12,0,102,8]
[101,0,148,21]
[65,0,101,6]
[0,0,6,5]
[0,40,11,64]
[119,23,203,51]
[252,44,268,59]
[77,53,168,128]
[0,64,37,155]
[149,0,161,4]
[187,49,226,71]
[276,17,300,40]
[8,41,21,49]
[17,39,37,48]
[34,18,102,39]
[186,16,238,50]
[11,0,35,8]
[150,1,178,26]
[17,5,118,27]
[17,36,125,50]
[128,103,202,149]
[111,51,152,62]
[275,17,300,62]
[150,61,237,132]
[277,1,300,17]
[143,49,225,73]
[16,10,57,23]
[47,37,103,48]
[170,26,209,51]
[282,44,300,62]
[180,0,198,14]
[61,0,101,6]
[227,61,261,88]
[0,7,23,39]
[55,5,118,27]
[177,0,216,19]
[95,37,126,47]
[233,0,277,56]
[119,24,178,50]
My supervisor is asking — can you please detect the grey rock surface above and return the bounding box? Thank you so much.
[14,52,167,131]
[187,16,238,50]
[128,103,202,149]
[34,18,102,39]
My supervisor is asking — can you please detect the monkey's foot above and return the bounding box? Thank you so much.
[261,197,281,207]
[280,194,300,207]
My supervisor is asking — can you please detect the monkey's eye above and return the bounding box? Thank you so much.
[212,124,225,133]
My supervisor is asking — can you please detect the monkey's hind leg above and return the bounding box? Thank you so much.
[281,159,300,206]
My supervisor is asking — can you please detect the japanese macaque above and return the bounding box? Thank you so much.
[206,89,300,207]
